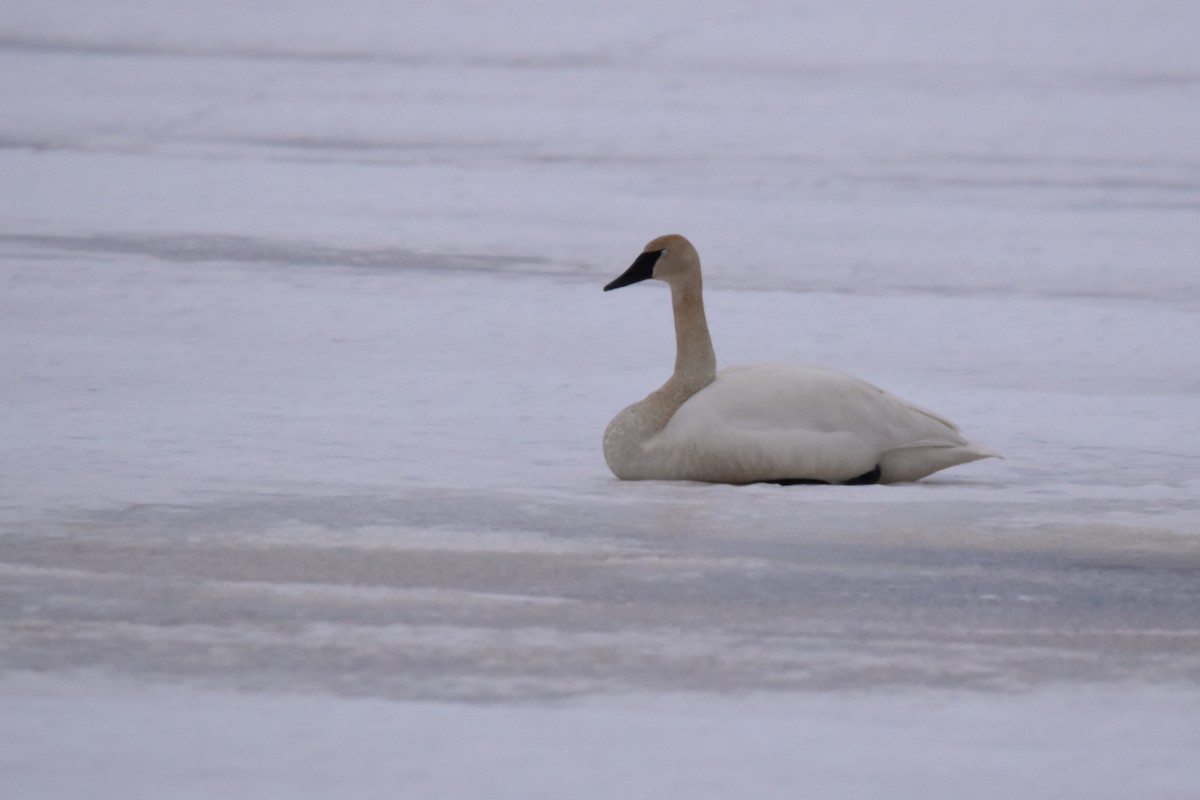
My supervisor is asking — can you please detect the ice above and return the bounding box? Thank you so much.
[4,674,1200,800]
[2,1,1199,797]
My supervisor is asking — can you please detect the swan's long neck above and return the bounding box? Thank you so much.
[636,276,718,429]
[667,276,717,396]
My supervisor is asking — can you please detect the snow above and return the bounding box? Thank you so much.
[2,1,1199,797]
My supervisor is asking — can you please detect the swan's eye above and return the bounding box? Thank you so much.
[660,248,669,255]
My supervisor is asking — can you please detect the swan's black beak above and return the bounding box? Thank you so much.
[604,249,663,291]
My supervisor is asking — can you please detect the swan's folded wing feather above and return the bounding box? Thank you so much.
[655,364,992,483]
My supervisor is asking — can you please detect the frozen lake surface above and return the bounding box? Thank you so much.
[2,1,1199,797]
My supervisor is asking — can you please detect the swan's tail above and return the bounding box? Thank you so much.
[879,440,1000,483]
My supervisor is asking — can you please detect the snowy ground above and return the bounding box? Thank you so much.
[2,1,1199,797]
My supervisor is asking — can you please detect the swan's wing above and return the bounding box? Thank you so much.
[889,397,961,432]
[708,365,966,443]
[656,365,983,483]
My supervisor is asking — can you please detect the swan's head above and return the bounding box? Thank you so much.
[604,234,700,291]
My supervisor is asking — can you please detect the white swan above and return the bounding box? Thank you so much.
[602,234,997,484]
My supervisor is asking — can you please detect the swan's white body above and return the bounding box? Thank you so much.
[602,234,996,485]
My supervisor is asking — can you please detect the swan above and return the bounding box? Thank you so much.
[602,234,997,484]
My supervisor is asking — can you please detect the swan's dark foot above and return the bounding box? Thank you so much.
[844,465,882,485]
[766,465,882,486]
